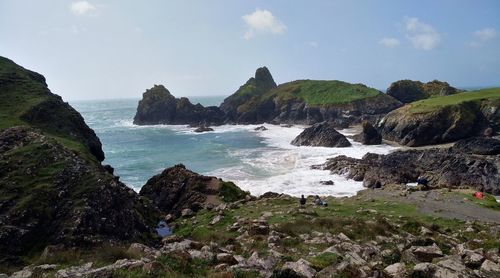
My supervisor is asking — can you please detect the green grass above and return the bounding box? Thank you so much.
[460,192,500,211]
[219,181,247,202]
[308,252,341,270]
[265,80,381,106]
[408,87,500,113]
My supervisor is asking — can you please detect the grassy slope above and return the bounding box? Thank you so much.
[0,57,96,162]
[408,88,500,114]
[264,80,381,106]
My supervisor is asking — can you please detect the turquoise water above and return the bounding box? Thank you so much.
[71,97,397,196]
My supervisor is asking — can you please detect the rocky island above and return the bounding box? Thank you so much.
[1,56,500,278]
[134,67,403,128]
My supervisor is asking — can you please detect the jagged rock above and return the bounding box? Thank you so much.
[464,252,485,269]
[282,259,317,278]
[181,208,194,217]
[0,127,160,262]
[10,268,33,278]
[188,249,214,261]
[378,92,499,147]
[134,85,225,126]
[320,180,335,185]
[387,79,459,104]
[254,126,268,131]
[220,67,277,123]
[139,164,246,216]
[216,253,238,265]
[55,262,93,278]
[384,262,406,277]
[411,244,443,262]
[162,234,183,244]
[434,256,476,277]
[354,121,382,145]
[210,215,223,225]
[291,122,351,147]
[127,243,161,259]
[322,146,500,193]
[480,260,500,276]
[162,239,194,253]
[194,126,214,133]
[411,263,436,276]
[452,137,500,155]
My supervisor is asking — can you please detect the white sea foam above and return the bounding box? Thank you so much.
[116,121,398,197]
[204,123,398,197]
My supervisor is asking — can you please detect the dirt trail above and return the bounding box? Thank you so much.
[357,188,500,223]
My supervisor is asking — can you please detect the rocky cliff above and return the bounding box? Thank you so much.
[133,85,225,126]
[220,69,402,125]
[139,164,248,217]
[378,88,500,146]
[0,56,104,161]
[387,79,460,104]
[0,57,160,267]
[321,137,500,193]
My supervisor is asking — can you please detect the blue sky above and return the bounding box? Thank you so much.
[0,0,499,100]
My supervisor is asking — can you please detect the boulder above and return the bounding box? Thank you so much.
[384,262,406,277]
[194,126,214,133]
[480,260,500,276]
[291,122,351,147]
[387,79,459,104]
[254,126,268,131]
[216,253,238,265]
[353,121,382,145]
[412,244,443,262]
[282,259,317,278]
[127,243,160,259]
[139,164,246,216]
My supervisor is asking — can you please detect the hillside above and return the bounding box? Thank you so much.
[0,57,160,270]
[378,88,500,146]
[386,80,460,104]
[220,68,402,125]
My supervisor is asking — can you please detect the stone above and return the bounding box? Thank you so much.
[194,126,214,133]
[162,234,183,244]
[480,260,500,276]
[384,262,406,277]
[10,268,33,278]
[282,259,317,278]
[354,121,382,145]
[411,263,436,277]
[254,126,268,131]
[210,215,223,225]
[181,208,194,217]
[189,249,214,261]
[291,122,351,147]
[127,243,161,259]
[217,253,238,265]
[464,252,485,268]
[412,244,443,262]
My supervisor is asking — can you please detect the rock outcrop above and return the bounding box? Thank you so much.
[139,164,247,216]
[0,57,160,268]
[387,79,460,104]
[0,56,104,161]
[321,138,500,193]
[353,121,382,145]
[291,122,351,147]
[133,85,225,126]
[378,90,500,146]
[0,127,160,264]
[220,66,277,123]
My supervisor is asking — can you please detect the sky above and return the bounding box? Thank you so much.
[0,0,499,101]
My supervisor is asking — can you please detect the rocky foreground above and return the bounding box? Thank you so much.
[8,187,500,278]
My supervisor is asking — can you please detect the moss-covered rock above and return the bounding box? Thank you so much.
[139,164,247,216]
[387,79,460,104]
[0,56,104,161]
[378,88,500,146]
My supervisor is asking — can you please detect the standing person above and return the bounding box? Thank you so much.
[300,195,306,207]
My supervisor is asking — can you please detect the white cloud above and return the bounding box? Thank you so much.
[379,37,400,48]
[474,28,497,41]
[242,9,286,39]
[307,41,319,48]
[70,1,97,16]
[403,17,441,50]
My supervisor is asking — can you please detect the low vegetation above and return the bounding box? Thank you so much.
[408,87,500,114]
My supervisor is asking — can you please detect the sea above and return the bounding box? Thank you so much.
[71,97,397,197]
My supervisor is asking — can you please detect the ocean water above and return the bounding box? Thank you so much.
[71,97,398,197]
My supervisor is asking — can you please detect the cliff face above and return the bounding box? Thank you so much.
[0,57,160,266]
[219,66,278,122]
[387,79,460,104]
[0,57,104,161]
[133,85,225,126]
[378,88,500,147]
